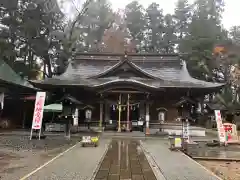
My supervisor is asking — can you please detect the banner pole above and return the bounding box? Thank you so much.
[30,129,33,140]
[38,128,41,140]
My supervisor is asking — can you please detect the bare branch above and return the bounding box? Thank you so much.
[70,0,80,14]
[69,0,93,42]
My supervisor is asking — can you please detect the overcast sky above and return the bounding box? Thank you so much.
[60,0,240,30]
[111,0,239,30]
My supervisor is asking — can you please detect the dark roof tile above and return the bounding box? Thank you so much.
[0,59,35,89]
[32,53,224,89]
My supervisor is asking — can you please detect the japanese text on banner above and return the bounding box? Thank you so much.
[32,92,46,130]
[214,110,226,143]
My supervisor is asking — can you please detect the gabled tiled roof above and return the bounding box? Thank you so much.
[31,53,224,89]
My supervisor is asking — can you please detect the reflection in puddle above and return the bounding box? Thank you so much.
[137,145,142,155]
[94,139,157,180]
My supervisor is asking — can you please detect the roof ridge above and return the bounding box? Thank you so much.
[75,52,180,56]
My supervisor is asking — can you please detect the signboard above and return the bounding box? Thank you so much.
[214,110,226,143]
[30,92,46,140]
[182,121,189,139]
[132,121,138,126]
[223,123,238,142]
[73,108,78,126]
[82,136,91,143]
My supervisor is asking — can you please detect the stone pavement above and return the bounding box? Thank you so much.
[9,136,224,180]
[21,138,110,180]
[94,139,158,180]
[140,139,222,180]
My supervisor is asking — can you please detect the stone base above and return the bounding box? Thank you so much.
[149,123,206,137]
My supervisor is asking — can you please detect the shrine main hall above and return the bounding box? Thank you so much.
[32,53,224,134]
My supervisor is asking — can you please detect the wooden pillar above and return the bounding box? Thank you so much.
[126,94,130,131]
[145,102,150,135]
[65,115,71,139]
[99,102,103,129]
[118,94,122,132]
[105,102,110,122]
[22,100,26,129]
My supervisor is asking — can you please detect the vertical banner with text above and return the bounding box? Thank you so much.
[214,110,226,143]
[30,92,46,140]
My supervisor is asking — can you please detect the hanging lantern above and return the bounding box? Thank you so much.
[133,106,136,111]
[213,45,225,55]
[113,105,115,111]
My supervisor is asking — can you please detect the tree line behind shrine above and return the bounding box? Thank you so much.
[1,0,240,114]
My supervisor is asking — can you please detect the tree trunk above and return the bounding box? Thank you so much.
[44,55,53,78]
[43,62,46,80]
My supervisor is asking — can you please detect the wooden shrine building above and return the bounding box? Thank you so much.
[31,53,224,134]
[0,58,36,129]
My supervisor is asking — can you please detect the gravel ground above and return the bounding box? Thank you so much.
[0,134,81,180]
[198,160,240,180]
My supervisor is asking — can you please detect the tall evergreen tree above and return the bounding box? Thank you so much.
[162,14,177,53]
[174,0,192,52]
[181,0,226,79]
[124,1,146,49]
[145,3,164,52]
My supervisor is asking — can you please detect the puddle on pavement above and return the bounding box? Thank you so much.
[94,139,157,180]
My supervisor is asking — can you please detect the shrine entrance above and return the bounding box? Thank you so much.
[109,103,140,124]
[107,93,143,132]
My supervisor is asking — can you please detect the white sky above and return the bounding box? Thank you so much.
[60,0,240,30]
[111,0,240,30]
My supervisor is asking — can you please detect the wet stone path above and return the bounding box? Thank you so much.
[95,139,157,180]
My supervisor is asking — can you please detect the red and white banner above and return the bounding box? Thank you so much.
[31,92,46,130]
[214,110,226,143]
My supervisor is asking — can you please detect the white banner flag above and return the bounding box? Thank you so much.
[214,110,226,143]
[31,92,46,130]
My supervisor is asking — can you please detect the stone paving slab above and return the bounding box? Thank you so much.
[94,139,158,180]
[22,139,110,180]
[140,139,222,180]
